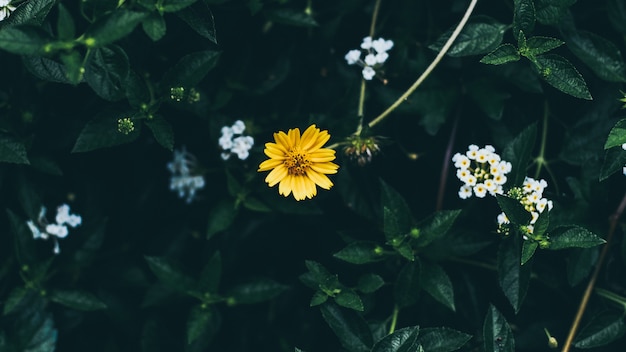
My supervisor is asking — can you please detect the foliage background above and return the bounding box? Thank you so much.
[2,0,626,351]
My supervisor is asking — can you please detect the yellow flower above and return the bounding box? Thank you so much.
[258,125,339,201]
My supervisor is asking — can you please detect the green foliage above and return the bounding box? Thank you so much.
[483,305,515,352]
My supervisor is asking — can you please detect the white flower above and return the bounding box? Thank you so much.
[622,143,626,151]
[27,220,44,239]
[498,161,512,174]
[46,224,69,238]
[360,36,373,50]
[466,145,479,159]
[475,149,489,163]
[459,185,472,199]
[371,38,394,53]
[364,53,378,66]
[474,183,487,198]
[168,148,205,203]
[345,49,361,65]
[221,126,233,138]
[362,66,376,80]
[484,179,497,192]
[0,0,16,22]
[221,152,231,160]
[497,212,509,225]
[28,204,82,254]
[454,154,471,169]
[220,122,254,161]
[493,173,507,185]
[231,120,246,134]
[454,144,511,200]
[55,204,82,227]
[375,52,389,64]
[219,135,233,150]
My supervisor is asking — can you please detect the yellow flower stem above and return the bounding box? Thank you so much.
[367,0,478,129]
[561,192,626,352]
[388,304,399,334]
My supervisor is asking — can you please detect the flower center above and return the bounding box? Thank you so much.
[284,148,310,175]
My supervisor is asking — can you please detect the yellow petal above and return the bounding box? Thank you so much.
[300,125,320,150]
[265,164,288,187]
[275,131,291,149]
[303,176,317,198]
[279,175,293,197]
[308,130,331,151]
[288,128,301,147]
[265,142,288,155]
[310,162,339,174]
[306,169,334,189]
[264,145,286,159]
[258,158,283,172]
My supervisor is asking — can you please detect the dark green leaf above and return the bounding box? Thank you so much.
[574,311,626,348]
[304,260,336,286]
[430,22,506,57]
[548,226,606,249]
[186,305,220,345]
[480,44,521,65]
[0,26,48,55]
[414,209,461,248]
[417,327,472,352]
[381,180,413,241]
[84,10,148,47]
[395,242,415,261]
[604,118,626,149]
[59,50,83,85]
[266,9,318,27]
[320,303,373,352]
[177,1,218,43]
[56,3,75,40]
[564,30,626,82]
[0,132,30,164]
[310,291,328,306]
[125,71,151,108]
[524,36,564,56]
[496,194,532,225]
[394,261,421,308]
[333,241,385,264]
[483,305,515,352]
[3,0,55,26]
[420,262,455,311]
[534,54,592,100]
[142,13,166,42]
[608,0,626,33]
[513,0,535,42]
[600,146,626,181]
[335,289,364,311]
[48,289,107,311]
[3,286,30,315]
[503,122,537,187]
[566,248,598,286]
[226,278,287,304]
[535,0,576,25]
[144,256,196,294]
[71,109,141,152]
[206,198,237,239]
[159,0,197,12]
[145,116,174,150]
[498,236,531,312]
[198,251,221,293]
[371,326,420,352]
[85,45,130,101]
[357,273,385,294]
[23,56,71,84]
[533,208,550,238]
[160,50,221,89]
[521,241,538,265]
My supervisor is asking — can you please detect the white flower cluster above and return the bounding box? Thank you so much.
[27,204,82,254]
[167,147,205,203]
[219,120,254,160]
[344,36,394,80]
[0,0,16,21]
[453,145,512,199]
[496,176,554,238]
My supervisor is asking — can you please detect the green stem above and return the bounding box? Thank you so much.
[595,288,626,310]
[534,101,549,179]
[367,0,478,129]
[389,304,399,334]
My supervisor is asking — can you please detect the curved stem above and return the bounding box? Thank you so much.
[367,0,478,129]
[561,191,626,352]
[436,112,460,211]
[389,304,400,334]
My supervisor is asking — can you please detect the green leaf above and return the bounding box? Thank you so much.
[0,132,30,164]
[3,286,30,315]
[416,327,472,352]
[335,289,364,311]
[56,3,76,40]
[564,30,626,82]
[574,311,626,348]
[604,118,626,149]
[513,0,535,41]
[266,9,318,27]
[142,13,167,42]
[198,251,221,293]
[71,109,141,152]
[226,278,288,304]
[0,26,49,55]
[548,226,606,250]
[503,122,537,187]
[3,0,55,26]
[206,198,237,239]
[176,1,218,43]
[304,260,336,287]
[186,305,220,345]
[84,10,148,47]
[498,236,531,312]
[85,45,130,101]
[144,256,196,294]
[430,22,506,57]
[333,241,385,264]
[524,36,564,56]
[357,273,385,294]
[496,194,532,225]
[608,0,626,34]
[420,262,455,312]
[414,209,461,248]
[320,303,373,352]
[535,0,577,25]
[480,44,521,65]
[371,326,420,352]
[160,50,221,89]
[533,208,550,238]
[483,305,515,352]
[310,291,329,306]
[159,0,197,12]
[48,289,107,311]
[59,50,84,85]
[394,261,421,308]
[381,180,413,241]
[534,54,592,100]
[600,146,626,181]
[521,241,538,265]
[125,71,151,108]
[566,248,598,286]
[22,56,71,84]
[145,116,174,150]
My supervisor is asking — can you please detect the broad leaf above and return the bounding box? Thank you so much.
[524,36,564,57]
[371,326,420,352]
[535,0,576,25]
[160,50,221,90]
[142,13,166,42]
[503,122,537,187]
[198,251,221,293]
[84,10,148,47]
[176,1,218,43]
[0,26,49,55]
[206,198,237,239]
[498,236,531,312]
[417,327,472,352]
[496,194,532,225]
[600,146,626,181]
[226,278,288,304]
[574,311,626,348]
[381,180,413,241]
[521,241,538,265]
[0,132,30,164]
[394,261,421,308]
[534,54,592,100]
[48,289,107,311]
[144,256,196,294]
[85,45,130,101]
[186,305,220,345]
[145,116,174,150]
[548,226,606,250]
[71,109,141,153]
[357,273,385,294]
[420,262,455,311]
[335,289,364,312]
[320,303,373,352]
[483,305,515,352]
[334,241,385,264]
[480,44,520,65]
[414,209,461,248]
[513,0,535,42]
[564,30,626,82]
[604,118,626,149]
[430,22,506,57]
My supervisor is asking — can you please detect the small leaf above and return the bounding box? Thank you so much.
[503,122,537,187]
[3,0,55,26]
[532,208,550,237]
[574,311,626,348]
[48,289,107,311]
[206,198,237,239]
[310,291,328,306]
[498,236,531,312]
[84,10,148,47]
[3,286,30,315]
[23,56,71,84]
[414,209,462,248]
[0,132,30,164]
[483,305,515,352]
[394,261,421,308]
[145,116,174,150]
[333,241,385,264]
[266,9,318,27]
[600,146,626,181]
[513,0,535,42]
[56,3,76,40]
[429,22,507,57]
[417,327,472,352]
[521,241,538,265]
[371,326,420,352]
[186,305,220,345]
[226,278,288,304]
[524,36,564,56]
[142,13,167,42]
[381,180,413,241]
[420,262,455,311]
[604,118,626,149]
[564,30,626,82]
[548,226,606,250]
[144,256,196,294]
[320,303,373,352]
[198,251,221,293]
[535,0,576,25]
[496,194,532,225]
[334,289,364,311]
[357,274,385,294]
[534,54,592,100]
[0,26,49,55]
[160,50,221,90]
[125,71,151,108]
[159,0,197,12]
[176,1,218,43]
[480,44,521,65]
[85,45,130,101]
[566,248,598,286]
[72,109,141,153]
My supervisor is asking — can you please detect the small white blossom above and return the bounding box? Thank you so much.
[497,212,509,225]
[364,53,378,66]
[219,121,254,160]
[360,36,373,50]
[0,0,16,22]
[168,147,205,203]
[345,49,362,65]
[346,36,394,81]
[454,144,510,199]
[622,143,626,151]
[474,183,487,198]
[372,38,394,53]
[362,66,376,80]
[27,204,82,254]
[459,185,472,199]
[231,120,246,134]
